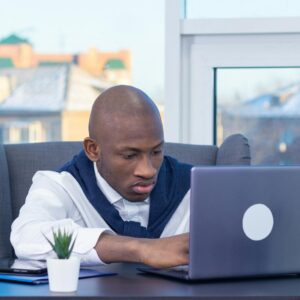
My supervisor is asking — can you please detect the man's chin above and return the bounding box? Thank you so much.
[125,193,150,202]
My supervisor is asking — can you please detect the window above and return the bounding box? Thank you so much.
[0,0,164,143]
[217,68,300,164]
[165,0,300,167]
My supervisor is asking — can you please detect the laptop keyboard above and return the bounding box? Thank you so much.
[166,265,189,273]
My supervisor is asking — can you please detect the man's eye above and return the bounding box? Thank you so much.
[153,150,162,155]
[123,153,136,159]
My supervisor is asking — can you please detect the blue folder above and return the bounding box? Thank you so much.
[0,268,116,284]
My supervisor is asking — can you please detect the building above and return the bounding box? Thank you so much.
[0,65,112,143]
[0,33,131,84]
[0,33,132,143]
[220,84,300,164]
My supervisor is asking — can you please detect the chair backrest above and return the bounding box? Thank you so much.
[0,133,250,258]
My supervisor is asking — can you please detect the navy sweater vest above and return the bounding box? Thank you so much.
[60,151,192,238]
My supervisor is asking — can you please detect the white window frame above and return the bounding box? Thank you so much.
[165,0,300,144]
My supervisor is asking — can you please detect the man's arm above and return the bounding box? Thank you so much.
[11,171,105,265]
[12,171,189,268]
[95,232,189,268]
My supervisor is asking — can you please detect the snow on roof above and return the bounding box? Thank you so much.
[222,84,300,118]
[0,66,68,113]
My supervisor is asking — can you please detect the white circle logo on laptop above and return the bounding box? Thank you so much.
[242,203,274,241]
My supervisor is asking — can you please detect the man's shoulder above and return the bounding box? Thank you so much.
[32,170,76,184]
[163,155,193,170]
[58,150,89,173]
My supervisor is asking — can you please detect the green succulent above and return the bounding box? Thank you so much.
[44,228,76,259]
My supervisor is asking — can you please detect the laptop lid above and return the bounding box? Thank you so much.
[189,165,300,280]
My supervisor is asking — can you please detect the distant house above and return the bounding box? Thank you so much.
[0,34,34,69]
[0,33,132,84]
[77,47,131,84]
[0,65,111,143]
[220,84,300,164]
[103,58,129,84]
[0,33,132,143]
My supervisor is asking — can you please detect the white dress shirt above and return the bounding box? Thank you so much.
[10,164,190,265]
[94,163,150,228]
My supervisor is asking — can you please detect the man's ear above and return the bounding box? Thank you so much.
[83,137,100,162]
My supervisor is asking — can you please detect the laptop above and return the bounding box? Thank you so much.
[139,166,300,280]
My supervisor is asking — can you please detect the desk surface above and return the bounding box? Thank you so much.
[1,263,300,299]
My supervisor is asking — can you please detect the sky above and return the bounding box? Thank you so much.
[0,0,165,101]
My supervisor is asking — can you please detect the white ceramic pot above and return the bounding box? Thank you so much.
[47,256,80,292]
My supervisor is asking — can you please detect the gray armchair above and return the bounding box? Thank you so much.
[0,133,250,258]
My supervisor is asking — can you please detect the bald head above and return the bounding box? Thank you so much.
[84,85,164,201]
[89,85,162,140]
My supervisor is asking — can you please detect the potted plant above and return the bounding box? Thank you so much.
[44,228,80,292]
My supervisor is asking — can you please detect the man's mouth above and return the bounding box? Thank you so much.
[131,181,156,195]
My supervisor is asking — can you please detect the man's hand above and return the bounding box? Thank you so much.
[139,233,189,268]
[95,232,189,268]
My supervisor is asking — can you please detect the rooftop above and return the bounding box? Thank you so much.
[0,65,111,115]
[0,58,14,68]
[0,34,30,45]
[222,84,300,118]
[0,65,68,113]
[104,59,125,70]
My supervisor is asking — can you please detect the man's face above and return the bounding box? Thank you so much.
[96,114,164,202]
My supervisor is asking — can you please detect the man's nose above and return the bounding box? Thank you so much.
[134,156,157,179]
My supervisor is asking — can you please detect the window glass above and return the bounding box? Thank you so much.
[216,68,300,165]
[0,0,164,143]
[186,0,300,19]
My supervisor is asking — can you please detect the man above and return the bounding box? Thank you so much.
[11,85,191,268]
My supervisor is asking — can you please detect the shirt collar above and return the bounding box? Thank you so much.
[93,162,150,205]
[93,162,123,205]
